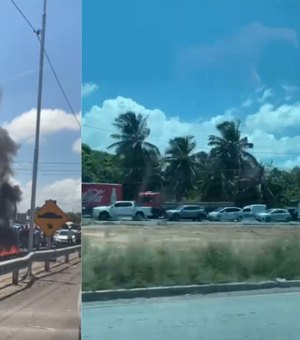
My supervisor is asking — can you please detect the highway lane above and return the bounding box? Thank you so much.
[0,258,81,340]
[82,289,300,340]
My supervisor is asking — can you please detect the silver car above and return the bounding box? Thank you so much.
[256,208,292,222]
[165,205,207,221]
[207,207,243,222]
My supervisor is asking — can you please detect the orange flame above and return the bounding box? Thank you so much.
[0,245,21,257]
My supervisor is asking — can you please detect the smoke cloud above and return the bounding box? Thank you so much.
[0,128,22,250]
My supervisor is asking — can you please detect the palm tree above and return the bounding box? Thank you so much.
[208,120,258,181]
[108,112,160,198]
[164,136,200,201]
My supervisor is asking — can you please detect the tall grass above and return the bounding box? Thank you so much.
[82,236,300,291]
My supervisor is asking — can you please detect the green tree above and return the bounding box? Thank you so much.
[164,136,200,201]
[108,112,160,198]
[82,143,123,183]
[208,120,257,180]
[207,120,259,201]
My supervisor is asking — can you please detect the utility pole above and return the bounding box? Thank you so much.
[28,0,47,275]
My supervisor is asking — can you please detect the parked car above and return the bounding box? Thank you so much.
[242,204,266,219]
[165,205,207,221]
[54,229,76,246]
[285,207,298,221]
[207,207,243,222]
[92,201,152,220]
[62,223,81,244]
[256,208,292,222]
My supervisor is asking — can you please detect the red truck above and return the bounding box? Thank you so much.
[82,183,123,214]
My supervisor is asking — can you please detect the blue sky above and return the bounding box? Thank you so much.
[82,0,300,170]
[0,0,81,212]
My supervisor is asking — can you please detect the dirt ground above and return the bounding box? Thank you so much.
[83,223,300,250]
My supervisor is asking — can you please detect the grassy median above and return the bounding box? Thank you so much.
[82,234,300,291]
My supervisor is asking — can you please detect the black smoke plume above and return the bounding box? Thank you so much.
[0,128,22,250]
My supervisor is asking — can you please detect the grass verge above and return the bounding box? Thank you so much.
[82,236,300,291]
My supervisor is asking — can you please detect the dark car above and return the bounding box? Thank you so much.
[285,207,298,221]
[165,205,207,221]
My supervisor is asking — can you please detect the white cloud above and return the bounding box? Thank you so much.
[281,156,300,169]
[258,88,274,102]
[82,83,99,97]
[245,129,300,161]
[83,96,234,154]
[83,96,300,170]
[245,102,300,132]
[282,84,298,94]
[2,108,81,142]
[241,98,253,108]
[17,178,81,213]
[72,138,81,153]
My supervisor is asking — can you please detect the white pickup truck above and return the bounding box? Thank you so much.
[92,201,152,220]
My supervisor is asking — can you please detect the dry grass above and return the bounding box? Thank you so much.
[82,224,300,291]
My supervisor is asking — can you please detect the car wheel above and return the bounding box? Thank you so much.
[134,212,144,221]
[197,214,203,221]
[99,212,109,220]
[285,217,291,222]
[265,217,271,222]
[173,214,180,221]
[237,216,243,222]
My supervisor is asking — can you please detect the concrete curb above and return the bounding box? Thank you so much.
[82,219,300,228]
[82,280,300,302]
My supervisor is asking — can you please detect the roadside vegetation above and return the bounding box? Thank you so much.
[82,111,300,207]
[82,235,300,291]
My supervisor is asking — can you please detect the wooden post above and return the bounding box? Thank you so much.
[65,254,69,263]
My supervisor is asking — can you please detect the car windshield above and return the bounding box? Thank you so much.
[213,207,223,212]
[58,231,71,236]
[265,209,274,213]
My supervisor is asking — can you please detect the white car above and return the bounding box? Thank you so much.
[242,204,266,219]
[54,229,76,245]
[92,201,152,220]
[256,209,292,222]
[207,207,243,222]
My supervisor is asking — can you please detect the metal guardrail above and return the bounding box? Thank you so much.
[0,245,81,285]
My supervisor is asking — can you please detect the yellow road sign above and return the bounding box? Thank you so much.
[35,200,69,237]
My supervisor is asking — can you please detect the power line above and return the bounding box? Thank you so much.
[36,35,81,128]
[10,0,37,33]
[13,160,80,165]
[10,0,80,128]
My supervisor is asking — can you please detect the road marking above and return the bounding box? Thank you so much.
[27,324,55,331]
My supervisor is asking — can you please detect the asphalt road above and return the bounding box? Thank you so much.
[0,259,81,340]
[82,289,300,340]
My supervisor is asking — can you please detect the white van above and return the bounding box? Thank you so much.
[242,204,266,219]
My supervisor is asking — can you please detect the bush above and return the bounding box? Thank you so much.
[82,236,300,291]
